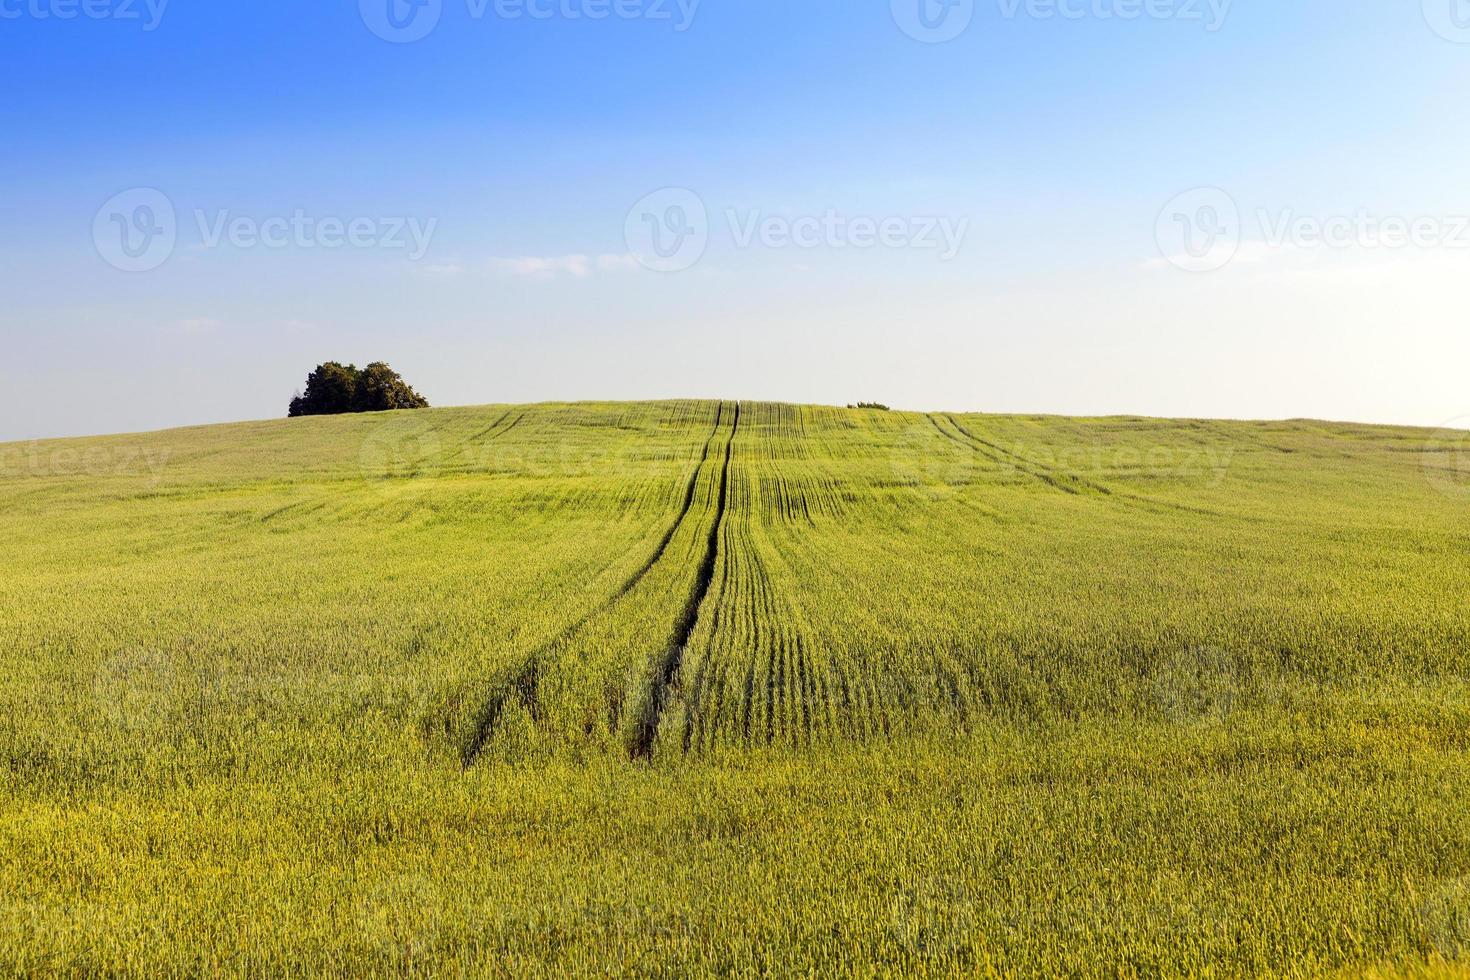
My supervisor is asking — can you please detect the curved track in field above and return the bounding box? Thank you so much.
[631,404,740,759]
[459,403,735,767]
[935,413,1231,518]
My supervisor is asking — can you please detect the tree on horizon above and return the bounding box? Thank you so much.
[288,362,429,417]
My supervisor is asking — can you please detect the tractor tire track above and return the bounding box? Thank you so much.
[463,410,513,446]
[937,415,1233,519]
[631,403,741,760]
[939,415,1105,496]
[445,410,524,474]
[458,403,728,767]
[925,416,1066,495]
[679,507,737,755]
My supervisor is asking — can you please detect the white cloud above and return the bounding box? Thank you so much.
[418,262,467,281]
[594,253,641,273]
[488,253,639,280]
[1142,241,1277,273]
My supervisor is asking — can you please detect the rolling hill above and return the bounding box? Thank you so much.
[2,401,1468,975]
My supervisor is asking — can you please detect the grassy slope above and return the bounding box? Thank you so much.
[1,401,1468,976]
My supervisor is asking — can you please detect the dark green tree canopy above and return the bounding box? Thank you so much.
[288,362,429,417]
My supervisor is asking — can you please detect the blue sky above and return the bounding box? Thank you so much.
[2,0,1469,439]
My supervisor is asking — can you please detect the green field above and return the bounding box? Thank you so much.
[2,401,1469,976]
